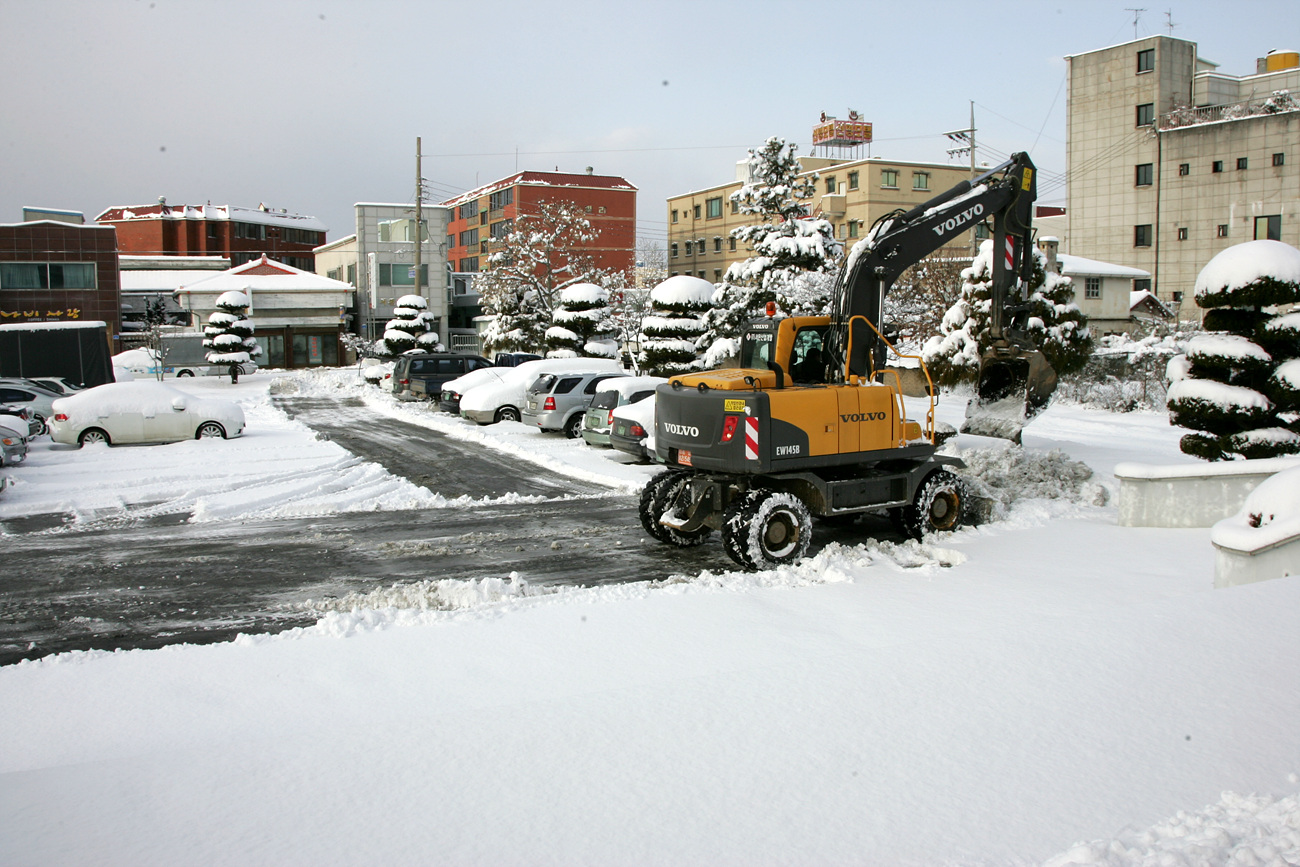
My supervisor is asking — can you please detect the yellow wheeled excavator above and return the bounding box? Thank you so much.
[639,152,1058,569]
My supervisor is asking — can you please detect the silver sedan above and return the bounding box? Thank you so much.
[49,382,245,447]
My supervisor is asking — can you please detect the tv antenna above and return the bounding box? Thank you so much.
[1164,9,1178,35]
[1125,7,1147,38]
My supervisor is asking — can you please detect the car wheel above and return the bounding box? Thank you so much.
[196,422,227,439]
[177,370,194,377]
[722,489,811,570]
[901,469,968,540]
[494,405,520,424]
[32,414,48,436]
[78,428,111,447]
[563,412,583,439]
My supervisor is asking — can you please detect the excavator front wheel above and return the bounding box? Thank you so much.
[640,470,712,548]
[902,469,969,540]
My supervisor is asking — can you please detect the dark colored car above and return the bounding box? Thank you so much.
[391,353,492,401]
[493,353,543,367]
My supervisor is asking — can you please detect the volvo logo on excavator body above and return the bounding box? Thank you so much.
[931,203,984,236]
[840,412,888,423]
[663,422,700,437]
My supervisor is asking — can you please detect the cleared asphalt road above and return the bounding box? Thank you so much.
[0,397,737,664]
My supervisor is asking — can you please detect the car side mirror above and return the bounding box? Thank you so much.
[172,397,187,411]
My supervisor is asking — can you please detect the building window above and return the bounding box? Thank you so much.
[489,189,513,211]
[706,197,723,219]
[975,222,991,240]
[671,209,678,224]
[729,237,737,252]
[1177,227,1189,240]
[1274,152,1286,167]
[1237,157,1249,170]
[458,257,479,273]
[1179,163,1190,176]
[881,169,899,188]
[378,263,428,287]
[458,201,478,220]
[1134,278,1152,293]
[1137,48,1154,73]
[1085,277,1101,299]
[1135,163,1153,186]
[697,271,705,279]
[912,172,930,191]
[848,171,859,190]
[1136,103,1155,126]
[1255,215,1282,241]
[730,200,739,214]
[684,241,692,256]
[825,176,837,195]
[446,234,455,250]
[1217,224,1229,237]
[458,228,478,247]
[489,219,513,240]
[713,237,722,253]
[234,222,265,240]
[347,263,356,285]
[693,205,701,220]
[0,262,96,289]
[670,242,678,258]
[1212,161,1224,173]
[1171,290,1183,302]
[848,220,859,239]
[713,269,722,282]
[1134,224,1152,247]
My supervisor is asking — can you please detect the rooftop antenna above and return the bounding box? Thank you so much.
[1125,8,1147,39]
[1164,9,1178,35]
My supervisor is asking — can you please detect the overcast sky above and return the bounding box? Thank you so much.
[2,0,1294,251]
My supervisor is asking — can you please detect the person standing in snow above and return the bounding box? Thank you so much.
[229,362,240,385]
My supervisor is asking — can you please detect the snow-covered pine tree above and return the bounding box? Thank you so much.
[921,240,1092,386]
[706,137,842,353]
[381,294,438,355]
[1167,239,1300,460]
[546,282,617,358]
[203,290,262,370]
[477,199,607,357]
[640,275,713,376]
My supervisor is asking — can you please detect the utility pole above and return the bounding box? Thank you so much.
[414,136,423,302]
[944,102,979,255]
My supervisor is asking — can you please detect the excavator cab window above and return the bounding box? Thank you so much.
[789,327,829,383]
[739,329,775,369]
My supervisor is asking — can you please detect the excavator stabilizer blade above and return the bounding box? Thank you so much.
[960,348,1058,443]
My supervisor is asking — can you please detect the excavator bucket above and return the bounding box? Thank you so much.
[960,345,1058,443]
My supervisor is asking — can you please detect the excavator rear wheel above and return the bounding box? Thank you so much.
[901,469,968,540]
[722,489,812,570]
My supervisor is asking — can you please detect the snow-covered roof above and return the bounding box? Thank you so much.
[119,255,230,271]
[1130,290,1173,316]
[176,256,353,296]
[442,171,637,207]
[94,203,327,233]
[1056,253,1150,279]
[0,320,108,332]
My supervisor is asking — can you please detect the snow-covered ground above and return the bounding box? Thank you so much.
[1,367,1297,866]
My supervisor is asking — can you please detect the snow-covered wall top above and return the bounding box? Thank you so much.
[0,321,107,332]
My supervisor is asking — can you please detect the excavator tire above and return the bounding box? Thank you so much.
[901,469,968,540]
[721,488,812,570]
[641,470,712,548]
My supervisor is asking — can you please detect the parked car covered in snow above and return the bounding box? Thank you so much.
[391,353,492,401]
[581,376,665,447]
[0,381,61,434]
[458,358,622,425]
[523,370,628,438]
[49,382,246,447]
[608,392,658,463]
[0,404,43,438]
[0,415,29,466]
[438,366,508,415]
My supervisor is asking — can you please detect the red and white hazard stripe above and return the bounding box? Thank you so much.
[744,418,759,461]
[1004,237,1015,270]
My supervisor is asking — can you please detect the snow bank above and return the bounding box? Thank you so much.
[1211,465,1300,553]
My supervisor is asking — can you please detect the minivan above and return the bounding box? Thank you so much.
[392,353,492,400]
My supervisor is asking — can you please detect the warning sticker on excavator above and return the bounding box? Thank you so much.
[1022,168,1034,191]
[724,399,746,412]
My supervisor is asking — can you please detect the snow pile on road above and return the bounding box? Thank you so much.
[305,572,548,616]
[1045,785,1300,866]
[952,442,1110,517]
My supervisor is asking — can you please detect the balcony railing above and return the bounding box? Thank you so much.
[1160,90,1298,130]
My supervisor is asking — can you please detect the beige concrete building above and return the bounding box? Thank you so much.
[1065,37,1299,320]
[666,156,975,283]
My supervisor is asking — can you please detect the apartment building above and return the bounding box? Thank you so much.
[313,202,452,345]
[95,201,327,271]
[0,219,123,343]
[1065,38,1299,319]
[442,170,637,277]
[666,156,973,283]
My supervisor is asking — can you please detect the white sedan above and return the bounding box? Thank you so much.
[49,382,245,447]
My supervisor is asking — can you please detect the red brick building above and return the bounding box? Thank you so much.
[0,221,123,342]
[94,201,327,272]
[443,170,636,277]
